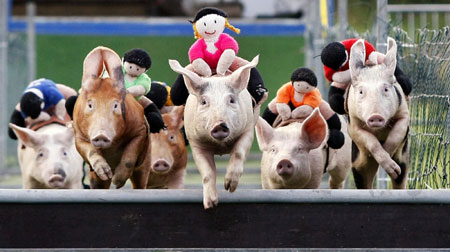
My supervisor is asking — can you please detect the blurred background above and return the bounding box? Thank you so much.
[0,0,448,189]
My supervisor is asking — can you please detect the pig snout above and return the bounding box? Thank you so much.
[48,164,67,187]
[91,132,112,148]
[276,159,294,177]
[152,159,171,173]
[366,114,386,128]
[211,122,230,140]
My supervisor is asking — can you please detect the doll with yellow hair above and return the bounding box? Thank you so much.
[170,7,267,107]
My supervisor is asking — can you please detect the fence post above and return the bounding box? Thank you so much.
[376,0,389,189]
[0,0,9,171]
[306,1,327,99]
[27,1,36,83]
[337,0,348,41]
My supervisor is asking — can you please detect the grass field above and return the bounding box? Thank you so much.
[36,35,305,104]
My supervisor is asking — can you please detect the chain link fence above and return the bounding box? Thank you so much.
[392,26,450,189]
[2,32,29,176]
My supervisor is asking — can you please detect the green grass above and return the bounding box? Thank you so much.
[36,34,305,151]
[36,35,305,101]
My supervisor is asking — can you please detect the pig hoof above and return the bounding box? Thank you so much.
[112,178,127,188]
[93,160,112,181]
[224,171,241,192]
[383,160,401,180]
[203,192,218,209]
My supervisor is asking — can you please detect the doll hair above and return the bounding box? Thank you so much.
[193,18,240,39]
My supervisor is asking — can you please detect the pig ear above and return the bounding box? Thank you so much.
[299,108,327,150]
[384,37,397,78]
[349,39,366,82]
[255,116,274,151]
[169,59,204,96]
[228,55,259,92]
[55,127,75,147]
[9,123,44,149]
[101,47,125,91]
[169,105,185,129]
[82,47,104,91]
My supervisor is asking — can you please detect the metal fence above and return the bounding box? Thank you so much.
[392,26,450,189]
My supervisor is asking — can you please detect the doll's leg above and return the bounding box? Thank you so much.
[8,109,25,140]
[261,107,278,127]
[143,99,166,133]
[230,57,267,106]
[319,101,344,149]
[394,66,412,96]
[247,68,267,106]
[65,95,78,119]
[328,84,347,115]
[170,64,197,106]
[145,82,168,110]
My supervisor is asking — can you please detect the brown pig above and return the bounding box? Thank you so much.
[72,46,151,189]
[148,106,187,189]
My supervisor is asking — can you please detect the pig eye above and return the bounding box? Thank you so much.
[214,20,217,24]
[204,22,206,26]
[270,146,277,153]
[87,100,93,109]
[229,97,235,104]
[200,97,208,106]
[168,134,175,141]
[37,152,44,158]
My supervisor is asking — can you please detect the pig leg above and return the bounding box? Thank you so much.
[390,139,409,189]
[113,134,148,188]
[351,143,379,189]
[167,169,186,189]
[130,167,150,189]
[225,128,254,192]
[75,138,112,181]
[349,125,401,180]
[383,116,409,157]
[191,145,218,209]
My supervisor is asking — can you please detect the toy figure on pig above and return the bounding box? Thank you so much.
[321,38,412,115]
[170,7,267,107]
[262,67,345,149]
[65,48,166,133]
[8,78,73,140]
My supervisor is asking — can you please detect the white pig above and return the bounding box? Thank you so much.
[255,108,329,189]
[347,38,410,189]
[10,123,84,189]
[169,56,263,209]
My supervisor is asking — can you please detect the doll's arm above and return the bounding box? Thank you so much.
[54,99,66,120]
[332,69,351,84]
[192,58,212,77]
[291,105,313,119]
[276,103,291,121]
[25,111,51,125]
[367,51,385,66]
[127,85,147,98]
[216,49,236,76]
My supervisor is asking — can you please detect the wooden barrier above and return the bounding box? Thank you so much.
[1,189,450,249]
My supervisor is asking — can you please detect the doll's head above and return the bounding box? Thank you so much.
[20,90,44,119]
[123,48,152,77]
[290,68,317,94]
[190,7,240,39]
[320,42,347,71]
